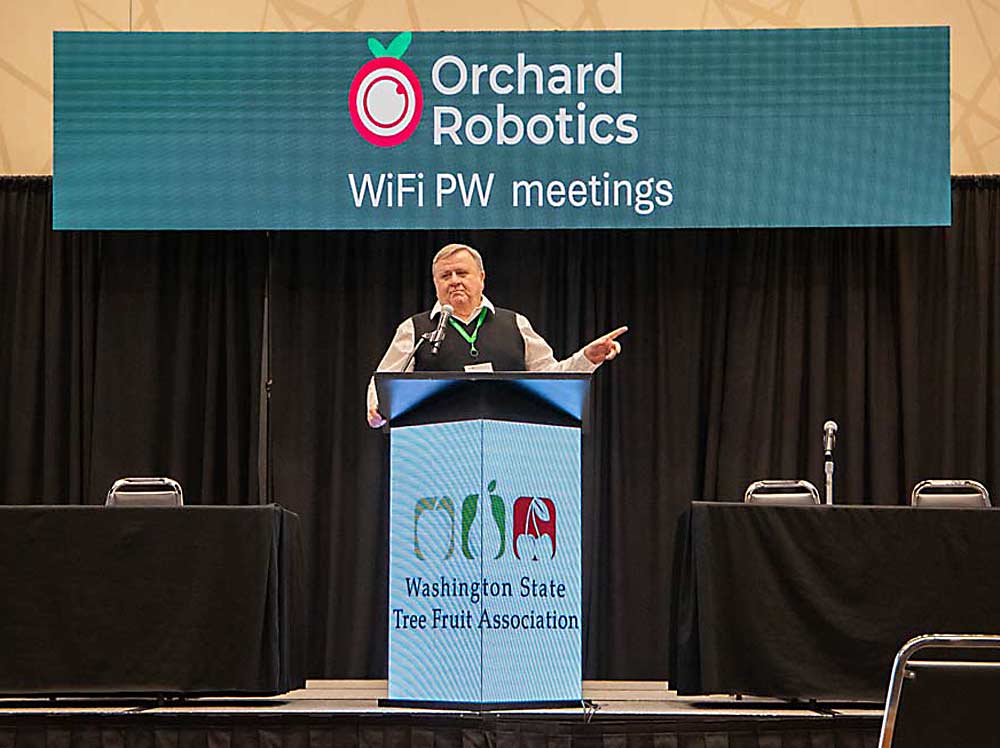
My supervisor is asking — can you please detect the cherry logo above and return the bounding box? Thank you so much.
[513,497,557,561]
[349,32,423,148]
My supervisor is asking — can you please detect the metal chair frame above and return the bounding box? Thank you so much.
[743,479,821,505]
[105,476,184,507]
[910,479,990,508]
[878,634,1000,748]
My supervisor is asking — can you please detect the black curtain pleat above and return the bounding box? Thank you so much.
[87,230,267,505]
[268,231,432,677]
[897,182,1000,484]
[1,174,999,679]
[0,177,267,506]
[0,177,98,504]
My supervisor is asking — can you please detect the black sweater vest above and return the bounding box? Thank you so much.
[411,307,526,372]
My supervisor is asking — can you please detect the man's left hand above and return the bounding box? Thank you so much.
[584,326,628,365]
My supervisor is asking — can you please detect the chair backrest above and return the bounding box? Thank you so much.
[879,634,1000,748]
[106,477,184,507]
[743,480,820,506]
[910,479,990,508]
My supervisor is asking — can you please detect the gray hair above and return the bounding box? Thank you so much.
[432,243,484,274]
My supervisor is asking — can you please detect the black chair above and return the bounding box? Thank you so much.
[743,479,821,505]
[879,634,1000,748]
[910,479,990,508]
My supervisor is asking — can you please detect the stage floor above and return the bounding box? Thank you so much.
[0,680,885,720]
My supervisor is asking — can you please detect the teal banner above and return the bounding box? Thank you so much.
[53,27,950,230]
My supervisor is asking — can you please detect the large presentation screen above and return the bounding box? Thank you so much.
[54,27,950,230]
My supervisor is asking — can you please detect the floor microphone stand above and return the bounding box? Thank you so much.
[825,450,834,505]
[822,420,838,505]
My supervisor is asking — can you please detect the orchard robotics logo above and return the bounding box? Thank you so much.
[349,32,423,147]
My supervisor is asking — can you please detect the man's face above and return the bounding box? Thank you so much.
[433,250,485,314]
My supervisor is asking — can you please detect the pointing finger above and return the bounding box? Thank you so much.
[601,325,629,342]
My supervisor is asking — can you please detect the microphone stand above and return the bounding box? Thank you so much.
[400,334,425,374]
[399,331,437,373]
[384,318,449,431]
[822,420,837,505]
[824,449,834,505]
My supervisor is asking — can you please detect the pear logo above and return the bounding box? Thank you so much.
[349,32,423,147]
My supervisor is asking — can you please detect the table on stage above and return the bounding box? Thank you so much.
[669,501,1000,701]
[0,504,305,696]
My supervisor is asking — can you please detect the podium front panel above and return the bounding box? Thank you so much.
[479,420,582,703]
[388,419,581,704]
[389,421,483,703]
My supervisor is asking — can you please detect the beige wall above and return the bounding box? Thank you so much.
[2,0,997,175]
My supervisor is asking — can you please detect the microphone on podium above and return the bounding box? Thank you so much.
[429,304,454,355]
[398,304,456,373]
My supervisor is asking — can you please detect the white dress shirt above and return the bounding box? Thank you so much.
[366,295,599,415]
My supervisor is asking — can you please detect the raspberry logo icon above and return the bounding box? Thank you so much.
[349,32,423,147]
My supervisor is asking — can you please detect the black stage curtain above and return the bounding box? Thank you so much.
[1,175,998,680]
[0,177,97,503]
[0,177,267,506]
[87,230,267,505]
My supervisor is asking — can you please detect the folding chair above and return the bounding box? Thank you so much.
[105,477,184,507]
[743,479,821,506]
[910,479,990,508]
[879,634,1000,748]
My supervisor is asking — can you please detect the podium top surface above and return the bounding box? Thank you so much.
[375,372,591,427]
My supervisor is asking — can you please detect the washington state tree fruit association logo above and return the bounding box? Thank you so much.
[413,481,557,562]
[349,32,423,147]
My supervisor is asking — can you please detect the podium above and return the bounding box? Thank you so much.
[376,372,590,708]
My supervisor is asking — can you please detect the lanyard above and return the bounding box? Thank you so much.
[449,308,488,357]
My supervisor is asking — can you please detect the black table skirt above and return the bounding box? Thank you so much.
[669,502,1000,700]
[0,504,305,696]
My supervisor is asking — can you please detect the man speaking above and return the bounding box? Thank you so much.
[367,243,626,428]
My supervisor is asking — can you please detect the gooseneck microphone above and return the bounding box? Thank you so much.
[399,304,456,373]
[823,420,838,504]
[429,304,454,355]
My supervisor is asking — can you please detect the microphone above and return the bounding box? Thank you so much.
[823,420,838,456]
[429,304,454,355]
[823,420,838,505]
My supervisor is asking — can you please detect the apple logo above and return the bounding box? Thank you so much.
[349,32,423,147]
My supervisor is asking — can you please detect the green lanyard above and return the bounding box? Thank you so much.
[449,308,488,358]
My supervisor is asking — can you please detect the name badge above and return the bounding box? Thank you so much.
[464,362,494,373]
